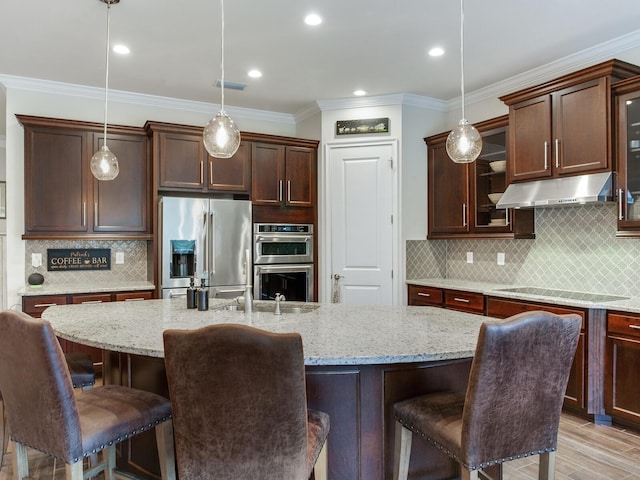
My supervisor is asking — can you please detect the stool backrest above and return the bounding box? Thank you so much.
[164,323,309,480]
[0,310,82,461]
[461,310,581,468]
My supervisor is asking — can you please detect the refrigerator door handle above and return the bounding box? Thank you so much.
[201,211,209,279]
[209,212,216,276]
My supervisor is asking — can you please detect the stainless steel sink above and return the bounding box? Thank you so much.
[494,287,629,303]
[218,303,319,314]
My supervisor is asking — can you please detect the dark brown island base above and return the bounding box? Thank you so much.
[44,299,501,480]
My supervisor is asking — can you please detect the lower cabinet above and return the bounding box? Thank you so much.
[605,311,640,426]
[22,290,154,373]
[486,297,589,415]
[407,284,484,315]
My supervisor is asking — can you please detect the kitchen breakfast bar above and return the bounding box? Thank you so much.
[43,298,496,480]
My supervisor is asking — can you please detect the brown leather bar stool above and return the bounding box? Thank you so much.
[393,311,581,480]
[163,323,330,480]
[0,310,176,480]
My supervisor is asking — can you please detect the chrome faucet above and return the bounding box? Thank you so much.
[274,293,286,315]
[243,249,253,313]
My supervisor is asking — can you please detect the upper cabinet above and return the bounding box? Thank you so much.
[426,116,534,239]
[500,59,640,184]
[613,76,640,236]
[251,143,316,208]
[145,121,251,195]
[19,115,151,239]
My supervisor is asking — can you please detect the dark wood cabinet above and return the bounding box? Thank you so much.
[22,289,154,372]
[145,121,251,195]
[486,297,591,415]
[18,115,151,239]
[426,116,534,239]
[407,285,484,315]
[500,59,640,183]
[613,76,640,236]
[605,311,640,426]
[407,284,443,307]
[251,143,315,208]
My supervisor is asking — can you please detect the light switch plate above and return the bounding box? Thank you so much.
[115,252,124,264]
[497,252,505,266]
[466,252,473,264]
[32,253,42,268]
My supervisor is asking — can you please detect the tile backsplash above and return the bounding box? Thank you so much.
[406,204,640,297]
[25,240,150,285]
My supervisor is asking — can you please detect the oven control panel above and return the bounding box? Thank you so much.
[254,224,313,234]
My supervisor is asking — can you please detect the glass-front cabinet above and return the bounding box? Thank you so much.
[614,77,640,236]
[426,115,534,239]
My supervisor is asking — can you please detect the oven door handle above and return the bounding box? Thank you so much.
[255,234,312,243]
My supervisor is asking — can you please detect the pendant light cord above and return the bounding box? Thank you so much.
[102,0,112,147]
[459,0,466,120]
[220,0,225,112]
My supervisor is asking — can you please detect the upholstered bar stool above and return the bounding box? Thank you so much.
[393,311,581,480]
[163,323,330,480]
[0,310,176,480]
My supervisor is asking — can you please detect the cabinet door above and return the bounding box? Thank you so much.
[24,127,90,233]
[428,142,470,235]
[508,95,553,182]
[93,133,150,233]
[554,79,609,176]
[208,141,251,193]
[615,87,640,232]
[284,146,315,207]
[606,313,640,424]
[252,143,285,205]
[158,132,206,190]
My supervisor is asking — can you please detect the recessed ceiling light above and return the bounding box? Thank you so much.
[305,13,322,26]
[248,69,262,78]
[353,90,366,96]
[113,44,130,55]
[429,47,444,57]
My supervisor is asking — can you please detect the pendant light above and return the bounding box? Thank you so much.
[203,0,241,158]
[446,0,482,164]
[90,0,120,181]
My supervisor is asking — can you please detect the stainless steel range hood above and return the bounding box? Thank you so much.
[496,172,613,209]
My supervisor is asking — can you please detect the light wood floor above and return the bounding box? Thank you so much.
[1,412,640,479]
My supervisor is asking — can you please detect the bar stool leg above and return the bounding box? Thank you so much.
[393,422,413,480]
[13,441,29,480]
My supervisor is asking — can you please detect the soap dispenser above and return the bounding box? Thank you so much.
[197,278,209,311]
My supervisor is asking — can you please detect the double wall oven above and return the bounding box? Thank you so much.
[253,223,314,302]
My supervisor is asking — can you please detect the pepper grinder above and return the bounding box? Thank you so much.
[186,276,197,309]
[197,278,209,311]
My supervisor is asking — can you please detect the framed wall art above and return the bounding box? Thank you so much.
[336,117,389,136]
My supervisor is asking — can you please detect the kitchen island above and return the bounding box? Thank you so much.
[43,298,493,480]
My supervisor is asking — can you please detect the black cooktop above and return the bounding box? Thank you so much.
[495,287,629,303]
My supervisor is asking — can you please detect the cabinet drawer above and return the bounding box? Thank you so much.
[71,293,113,305]
[408,285,443,307]
[608,313,640,339]
[444,290,484,314]
[487,297,585,329]
[23,295,68,316]
[115,291,153,302]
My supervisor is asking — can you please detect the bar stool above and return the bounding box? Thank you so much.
[0,310,176,480]
[393,311,581,480]
[163,323,329,480]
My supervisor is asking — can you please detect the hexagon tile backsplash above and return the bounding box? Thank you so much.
[25,239,149,286]
[406,204,640,297]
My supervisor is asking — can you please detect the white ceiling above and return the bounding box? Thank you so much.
[2,0,640,127]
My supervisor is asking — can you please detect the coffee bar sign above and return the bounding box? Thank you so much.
[47,249,111,271]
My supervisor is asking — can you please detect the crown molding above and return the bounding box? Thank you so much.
[0,74,296,126]
[315,93,448,113]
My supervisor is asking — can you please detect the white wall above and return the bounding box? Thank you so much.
[3,85,300,308]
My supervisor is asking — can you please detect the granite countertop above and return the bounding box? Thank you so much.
[42,299,488,366]
[407,278,640,314]
[19,281,156,297]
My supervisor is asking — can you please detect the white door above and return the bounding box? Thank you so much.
[328,142,395,305]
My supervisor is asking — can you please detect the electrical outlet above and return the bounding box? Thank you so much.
[32,253,42,268]
[115,252,125,264]
[497,252,505,266]
[466,252,473,264]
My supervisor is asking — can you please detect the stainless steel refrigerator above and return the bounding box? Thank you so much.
[159,196,252,299]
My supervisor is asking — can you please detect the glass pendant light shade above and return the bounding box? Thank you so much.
[203,110,241,158]
[446,118,482,164]
[90,144,120,180]
[448,0,482,164]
